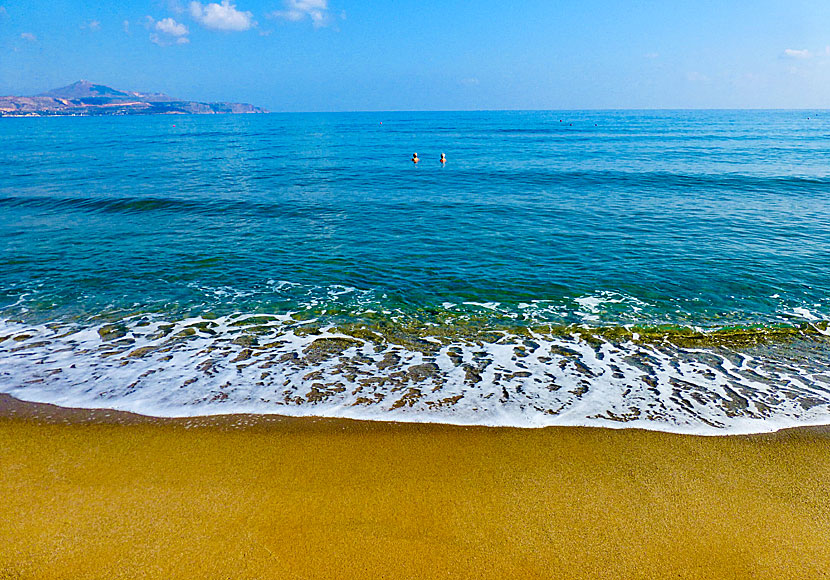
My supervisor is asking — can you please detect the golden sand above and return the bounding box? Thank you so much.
[1,395,829,579]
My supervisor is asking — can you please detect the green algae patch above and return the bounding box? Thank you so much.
[376,351,400,371]
[10,340,51,352]
[98,324,127,341]
[244,325,277,335]
[351,394,385,406]
[391,387,424,409]
[306,382,347,403]
[406,363,439,383]
[303,337,362,364]
[464,365,483,384]
[128,346,156,358]
[229,316,278,327]
[290,311,318,322]
[231,349,253,363]
[338,324,385,345]
[293,325,323,337]
[624,323,824,349]
[330,317,816,352]
[426,394,464,409]
[186,321,218,333]
[149,324,176,340]
[232,335,258,348]
[531,321,829,350]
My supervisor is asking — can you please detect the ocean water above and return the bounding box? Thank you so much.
[1,110,830,434]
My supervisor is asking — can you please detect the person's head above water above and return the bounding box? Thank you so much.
[412,152,419,163]
[440,153,446,163]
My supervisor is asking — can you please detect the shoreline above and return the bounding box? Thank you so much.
[4,313,830,437]
[3,392,830,437]
[3,393,830,578]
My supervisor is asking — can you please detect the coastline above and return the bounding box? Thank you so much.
[2,394,830,579]
[4,389,830,436]
[5,313,830,436]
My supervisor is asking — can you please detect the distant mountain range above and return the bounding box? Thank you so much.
[0,80,267,117]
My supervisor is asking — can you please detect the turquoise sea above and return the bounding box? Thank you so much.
[1,110,829,433]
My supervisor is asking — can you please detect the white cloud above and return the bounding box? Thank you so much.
[82,20,101,31]
[147,16,190,46]
[643,52,659,59]
[123,20,130,34]
[151,32,190,45]
[459,77,480,86]
[269,0,333,27]
[20,32,36,42]
[782,48,811,59]
[189,1,254,31]
[156,17,189,36]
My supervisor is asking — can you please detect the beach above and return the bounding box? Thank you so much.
[4,111,830,435]
[3,112,830,578]
[6,2,830,577]
[2,394,829,579]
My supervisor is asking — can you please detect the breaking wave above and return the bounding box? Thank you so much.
[2,312,830,435]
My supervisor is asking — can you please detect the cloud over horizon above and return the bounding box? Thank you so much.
[781,48,811,59]
[147,16,190,46]
[20,32,37,42]
[270,0,333,28]
[189,1,254,31]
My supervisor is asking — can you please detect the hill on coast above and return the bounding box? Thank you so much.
[0,80,267,117]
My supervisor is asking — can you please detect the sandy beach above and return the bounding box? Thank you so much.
[1,394,829,579]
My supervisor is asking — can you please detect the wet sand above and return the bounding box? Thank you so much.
[1,394,829,579]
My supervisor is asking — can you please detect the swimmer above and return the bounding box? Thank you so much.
[440,153,446,164]
[412,152,419,163]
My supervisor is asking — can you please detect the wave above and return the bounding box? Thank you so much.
[0,194,342,218]
[2,170,828,217]
[2,313,830,435]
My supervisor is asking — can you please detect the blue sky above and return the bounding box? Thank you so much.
[2,1,830,110]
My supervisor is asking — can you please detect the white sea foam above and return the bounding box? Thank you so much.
[462,301,500,310]
[1,315,830,435]
[790,307,820,321]
[572,291,651,324]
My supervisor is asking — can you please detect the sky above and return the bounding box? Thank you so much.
[1,0,830,111]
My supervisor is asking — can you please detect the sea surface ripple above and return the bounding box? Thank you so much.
[1,110,830,433]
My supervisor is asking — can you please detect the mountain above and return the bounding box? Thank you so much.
[0,80,267,117]
[38,80,132,99]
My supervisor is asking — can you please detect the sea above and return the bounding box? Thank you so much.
[1,110,829,434]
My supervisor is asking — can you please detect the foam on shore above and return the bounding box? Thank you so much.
[2,313,830,435]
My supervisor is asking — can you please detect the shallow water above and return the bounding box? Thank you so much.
[2,110,830,433]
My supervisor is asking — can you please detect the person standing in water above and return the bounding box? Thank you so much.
[440,153,446,164]
[412,152,419,163]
